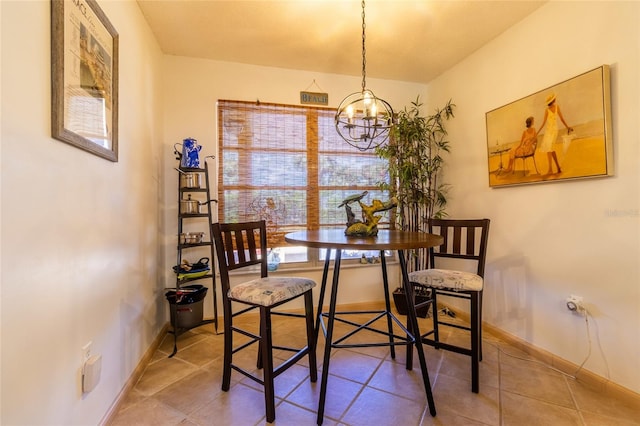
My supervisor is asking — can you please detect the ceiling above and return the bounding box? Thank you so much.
[137,0,545,84]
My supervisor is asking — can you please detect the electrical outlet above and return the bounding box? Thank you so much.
[82,341,92,363]
[566,295,584,313]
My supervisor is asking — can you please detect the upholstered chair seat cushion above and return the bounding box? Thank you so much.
[409,269,483,292]
[229,277,316,307]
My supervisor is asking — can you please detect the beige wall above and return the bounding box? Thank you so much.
[424,1,640,394]
[1,0,164,424]
[1,0,638,424]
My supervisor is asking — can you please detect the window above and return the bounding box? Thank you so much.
[217,100,390,266]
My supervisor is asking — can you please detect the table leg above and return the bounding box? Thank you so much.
[314,249,332,347]
[380,251,396,359]
[316,250,341,425]
[399,250,437,416]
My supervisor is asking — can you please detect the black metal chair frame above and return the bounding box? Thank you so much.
[412,218,490,393]
[211,220,317,423]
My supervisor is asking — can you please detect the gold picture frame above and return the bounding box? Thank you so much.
[51,0,118,162]
[486,65,613,187]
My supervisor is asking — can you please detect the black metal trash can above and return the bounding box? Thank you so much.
[165,284,208,329]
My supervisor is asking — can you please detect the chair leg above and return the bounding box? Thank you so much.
[222,306,233,392]
[260,307,276,423]
[479,290,483,362]
[431,290,440,349]
[257,322,264,370]
[470,292,480,393]
[304,291,318,382]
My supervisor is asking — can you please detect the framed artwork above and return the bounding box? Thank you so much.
[51,0,119,162]
[486,65,612,187]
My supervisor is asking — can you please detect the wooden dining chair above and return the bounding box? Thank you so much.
[408,218,490,393]
[211,220,317,423]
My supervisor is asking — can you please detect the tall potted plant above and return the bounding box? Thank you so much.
[377,96,455,270]
[377,97,455,316]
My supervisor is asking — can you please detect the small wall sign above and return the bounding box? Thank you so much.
[300,91,328,106]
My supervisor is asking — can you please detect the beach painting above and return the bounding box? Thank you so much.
[486,65,613,187]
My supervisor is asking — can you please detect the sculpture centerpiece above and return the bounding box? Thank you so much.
[340,191,398,237]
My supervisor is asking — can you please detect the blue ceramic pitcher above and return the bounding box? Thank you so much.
[175,137,202,168]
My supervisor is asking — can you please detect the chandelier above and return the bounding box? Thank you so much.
[335,0,394,151]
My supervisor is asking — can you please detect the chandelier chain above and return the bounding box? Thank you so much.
[334,0,393,151]
[361,0,367,92]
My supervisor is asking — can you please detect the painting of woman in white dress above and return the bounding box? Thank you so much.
[485,65,613,187]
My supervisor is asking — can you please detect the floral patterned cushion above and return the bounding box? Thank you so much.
[229,277,316,307]
[408,268,483,292]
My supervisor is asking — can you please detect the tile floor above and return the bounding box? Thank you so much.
[108,308,640,426]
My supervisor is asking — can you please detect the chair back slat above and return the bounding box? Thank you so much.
[440,224,449,252]
[212,221,268,295]
[452,225,462,254]
[233,229,247,264]
[221,230,239,266]
[428,219,490,277]
[466,225,476,255]
[246,228,259,262]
